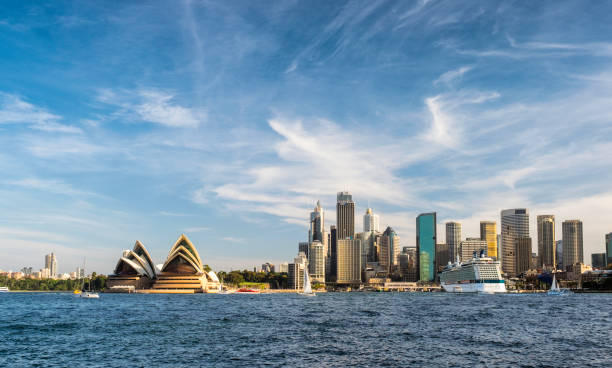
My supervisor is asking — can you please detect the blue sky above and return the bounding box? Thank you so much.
[1,0,612,274]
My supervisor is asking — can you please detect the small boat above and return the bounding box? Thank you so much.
[299,267,315,297]
[0,286,9,292]
[547,274,570,295]
[80,291,100,299]
[236,288,259,293]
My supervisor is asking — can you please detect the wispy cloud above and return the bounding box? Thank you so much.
[433,66,473,86]
[222,236,245,244]
[6,178,103,198]
[0,93,82,133]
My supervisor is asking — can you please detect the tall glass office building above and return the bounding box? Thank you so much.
[417,212,437,282]
[606,233,612,267]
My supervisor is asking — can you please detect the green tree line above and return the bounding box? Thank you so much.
[0,274,107,291]
[217,270,288,289]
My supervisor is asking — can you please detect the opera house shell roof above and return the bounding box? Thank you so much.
[107,234,220,293]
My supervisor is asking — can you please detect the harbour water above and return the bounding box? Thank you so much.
[1,292,610,367]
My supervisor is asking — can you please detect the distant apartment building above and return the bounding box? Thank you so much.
[379,226,400,273]
[45,253,57,279]
[308,241,325,283]
[562,220,583,270]
[537,215,555,269]
[480,221,497,260]
[261,263,274,273]
[336,239,361,285]
[288,253,307,290]
[501,208,530,277]
[445,221,461,263]
[591,253,606,269]
[459,238,488,262]
[417,213,437,282]
[278,262,289,273]
[515,237,532,276]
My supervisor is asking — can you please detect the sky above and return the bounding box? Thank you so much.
[1,0,612,274]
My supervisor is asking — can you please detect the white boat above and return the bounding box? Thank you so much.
[0,286,9,292]
[440,251,507,293]
[80,291,99,299]
[299,267,315,296]
[547,274,570,295]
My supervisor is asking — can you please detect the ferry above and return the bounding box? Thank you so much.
[0,286,9,292]
[439,251,506,293]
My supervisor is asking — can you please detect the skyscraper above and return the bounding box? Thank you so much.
[336,239,361,285]
[606,233,612,267]
[379,226,400,273]
[363,208,380,232]
[459,238,488,262]
[515,237,532,275]
[45,253,57,279]
[309,201,326,244]
[288,252,307,290]
[537,215,555,269]
[328,226,337,282]
[591,253,606,269]
[298,242,309,258]
[480,221,497,259]
[417,213,437,282]
[445,222,461,262]
[435,243,449,272]
[555,240,563,271]
[336,191,355,240]
[501,208,530,277]
[562,220,583,269]
[308,241,325,283]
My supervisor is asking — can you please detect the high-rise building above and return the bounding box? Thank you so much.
[435,243,449,272]
[328,225,337,282]
[261,263,274,273]
[359,229,380,264]
[537,215,555,269]
[45,253,57,279]
[591,253,606,269]
[445,222,462,262]
[417,213,437,282]
[379,226,400,273]
[606,233,612,267]
[288,252,307,290]
[278,262,289,273]
[459,238,488,262]
[309,201,326,244]
[501,208,530,277]
[363,208,380,232]
[336,192,355,240]
[555,240,563,271]
[336,239,361,284]
[308,241,325,283]
[298,242,309,258]
[480,221,497,259]
[562,220,583,270]
[515,237,532,275]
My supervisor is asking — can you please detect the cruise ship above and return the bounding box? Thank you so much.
[439,251,506,293]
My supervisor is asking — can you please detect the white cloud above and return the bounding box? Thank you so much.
[433,66,473,86]
[0,93,82,133]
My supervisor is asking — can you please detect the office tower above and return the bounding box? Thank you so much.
[363,208,380,232]
[328,226,337,282]
[309,201,326,244]
[445,222,461,262]
[76,267,85,278]
[555,240,563,271]
[501,208,530,277]
[480,221,497,259]
[537,215,555,269]
[288,253,307,290]
[298,242,309,258]
[515,237,532,275]
[278,262,289,273]
[562,220,583,269]
[379,226,400,273]
[531,252,539,270]
[261,263,274,273]
[591,253,606,269]
[336,192,355,240]
[45,253,57,279]
[435,243,449,272]
[308,241,325,283]
[606,233,612,267]
[459,238,488,262]
[359,230,380,264]
[417,213,437,282]
[336,239,361,284]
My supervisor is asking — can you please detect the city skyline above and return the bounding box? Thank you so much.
[1,1,612,273]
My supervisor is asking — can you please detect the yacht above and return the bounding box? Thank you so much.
[547,273,570,295]
[299,267,315,297]
[440,251,506,293]
[0,286,9,292]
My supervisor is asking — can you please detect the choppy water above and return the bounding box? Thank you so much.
[0,292,610,367]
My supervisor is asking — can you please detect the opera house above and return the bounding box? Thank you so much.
[107,234,221,293]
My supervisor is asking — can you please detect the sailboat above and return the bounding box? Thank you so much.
[547,273,569,295]
[79,258,99,299]
[299,267,316,297]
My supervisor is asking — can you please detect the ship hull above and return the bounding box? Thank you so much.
[441,282,506,293]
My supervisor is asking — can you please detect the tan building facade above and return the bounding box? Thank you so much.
[480,221,497,259]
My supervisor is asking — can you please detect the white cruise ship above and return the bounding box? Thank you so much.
[439,251,506,293]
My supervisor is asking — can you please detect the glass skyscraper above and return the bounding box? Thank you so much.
[606,233,612,267]
[417,212,437,282]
